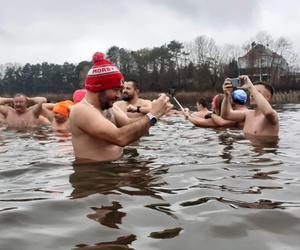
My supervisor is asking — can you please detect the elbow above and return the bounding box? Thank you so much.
[41,97,47,103]
[114,133,129,147]
[221,112,229,119]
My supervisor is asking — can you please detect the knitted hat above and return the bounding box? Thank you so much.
[232,89,247,105]
[53,100,74,118]
[85,52,124,92]
[73,89,87,104]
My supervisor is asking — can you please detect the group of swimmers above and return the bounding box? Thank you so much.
[0,52,279,162]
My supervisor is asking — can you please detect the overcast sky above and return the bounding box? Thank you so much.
[1,0,299,64]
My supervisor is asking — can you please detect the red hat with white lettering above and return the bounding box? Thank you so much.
[85,52,124,92]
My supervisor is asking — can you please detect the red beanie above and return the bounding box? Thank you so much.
[85,52,124,92]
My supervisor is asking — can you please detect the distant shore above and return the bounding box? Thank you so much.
[140,90,300,105]
[15,90,300,105]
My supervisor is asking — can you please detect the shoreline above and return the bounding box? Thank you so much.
[2,90,300,104]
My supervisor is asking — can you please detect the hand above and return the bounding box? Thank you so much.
[183,110,190,119]
[223,78,233,95]
[127,104,138,113]
[150,93,172,118]
[239,75,254,91]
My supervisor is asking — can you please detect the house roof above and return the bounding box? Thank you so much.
[241,44,283,60]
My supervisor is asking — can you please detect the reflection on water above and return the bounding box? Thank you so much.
[73,234,136,250]
[0,104,300,250]
[69,159,164,199]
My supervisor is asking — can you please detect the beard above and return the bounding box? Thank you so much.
[122,93,133,102]
[98,92,114,110]
[14,105,26,113]
[101,100,113,110]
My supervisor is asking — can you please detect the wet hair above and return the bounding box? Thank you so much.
[254,81,275,96]
[126,79,140,90]
[196,98,208,108]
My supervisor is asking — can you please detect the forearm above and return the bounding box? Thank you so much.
[249,86,274,115]
[139,105,151,114]
[221,93,233,119]
[33,103,43,118]
[187,115,216,127]
[0,97,13,106]
[211,113,236,127]
[28,97,47,106]
[116,116,151,146]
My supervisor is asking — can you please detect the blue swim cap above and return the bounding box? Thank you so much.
[231,89,247,105]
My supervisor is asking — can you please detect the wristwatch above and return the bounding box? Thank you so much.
[146,113,157,126]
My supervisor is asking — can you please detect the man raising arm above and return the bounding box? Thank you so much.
[114,79,152,118]
[221,75,279,138]
[70,52,172,162]
[0,94,48,129]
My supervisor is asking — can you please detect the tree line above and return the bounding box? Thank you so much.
[0,32,299,96]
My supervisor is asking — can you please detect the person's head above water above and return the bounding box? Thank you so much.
[85,52,124,93]
[196,98,208,109]
[211,94,224,115]
[13,93,28,113]
[73,89,87,104]
[122,79,140,102]
[53,100,74,123]
[231,89,247,105]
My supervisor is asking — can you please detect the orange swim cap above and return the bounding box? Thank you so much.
[53,100,74,118]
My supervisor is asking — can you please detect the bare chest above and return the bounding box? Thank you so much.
[6,110,37,128]
[244,112,278,136]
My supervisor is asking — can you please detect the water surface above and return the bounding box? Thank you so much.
[0,104,300,250]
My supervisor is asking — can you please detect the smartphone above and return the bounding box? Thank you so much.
[228,78,241,88]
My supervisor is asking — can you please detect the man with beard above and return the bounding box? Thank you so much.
[0,94,48,129]
[221,75,279,139]
[114,79,152,118]
[69,52,172,162]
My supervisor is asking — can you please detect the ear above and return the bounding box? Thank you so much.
[264,92,271,101]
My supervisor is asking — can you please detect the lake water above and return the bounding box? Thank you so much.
[0,104,300,250]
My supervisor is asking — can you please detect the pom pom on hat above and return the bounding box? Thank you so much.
[92,52,105,63]
[232,89,247,105]
[85,52,124,92]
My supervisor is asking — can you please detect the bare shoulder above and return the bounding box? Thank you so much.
[138,98,152,105]
[114,100,126,107]
[70,103,94,120]
[70,103,110,128]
